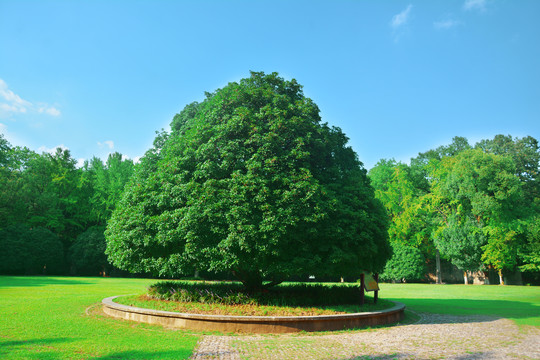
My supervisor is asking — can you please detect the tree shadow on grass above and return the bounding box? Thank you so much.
[0,337,74,348]
[0,337,76,359]
[0,276,93,288]
[388,298,539,325]
[1,338,194,360]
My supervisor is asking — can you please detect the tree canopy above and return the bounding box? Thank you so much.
[105,71,391,289]
[370,135,540,284]
[0,134,135,276]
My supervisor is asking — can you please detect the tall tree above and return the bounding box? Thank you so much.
[88,153,134,225]
[429,148,524,284]
[106,71,391,290]
[0,139,38,228]
[434,214,487,284]
[519,216,540,275]
[369,160,431,282]
[20,148,85,247]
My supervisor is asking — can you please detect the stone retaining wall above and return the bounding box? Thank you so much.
[102,296,405,333]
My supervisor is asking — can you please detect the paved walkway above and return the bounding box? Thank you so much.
[190,313,540,359]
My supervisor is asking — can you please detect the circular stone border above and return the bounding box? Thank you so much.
[102,296,406,333]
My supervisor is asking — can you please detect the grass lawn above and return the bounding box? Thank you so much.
[1,277,538,359]
[0,276,200,360]
[380,283,540,327]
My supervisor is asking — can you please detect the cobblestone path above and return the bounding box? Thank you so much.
[190,313,540,359]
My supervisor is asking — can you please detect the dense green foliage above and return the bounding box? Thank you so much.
[147,280,365,307]
[380,242,426,282]
[0,133,134,275]
[435,215,486,273]
[69,226,109,275]
[0,224,64,275]
[1,78,539,285]
[106,72,391,289]
[370,135,540,284]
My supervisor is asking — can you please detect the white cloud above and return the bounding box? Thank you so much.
[0,103,26,114]
[391,4,413,28]
[434,19,461,30]
[38,144,69,155]
[0,78,61,118]
[98,140,115,149]
[0,79,32,109]
[38,105,61,117]
[76,158,86,168]
[0,80,31,116]
[0,122,25,146]
[463,0,486,11]
[121,154,142,164]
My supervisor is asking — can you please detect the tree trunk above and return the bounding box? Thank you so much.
[360,273,365,306]
[232,270,283,292]
[436,250,442,284]
[373,273,379,304]
[463,271,468,285]
[498,269,505,285]
[232,270,264,292]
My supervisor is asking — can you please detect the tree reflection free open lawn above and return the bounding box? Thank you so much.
[0,276,200,360]
[380,283,540,327]
[1,277,538,360]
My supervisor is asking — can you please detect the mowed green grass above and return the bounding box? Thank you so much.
[380,283,540,327]
[1,278,539,360]
[0,276,200,360]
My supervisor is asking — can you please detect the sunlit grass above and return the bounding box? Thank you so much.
[0,276,200,359]
[379,283,540,327]
[1,276,538,360]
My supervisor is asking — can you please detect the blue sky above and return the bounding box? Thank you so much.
[1,0,539,169]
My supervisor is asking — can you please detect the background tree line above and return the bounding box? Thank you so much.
[1,131,539,284]
[0,133,134,276]
[369,135,540,285]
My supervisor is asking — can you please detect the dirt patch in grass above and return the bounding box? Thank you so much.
[114,295,395,316]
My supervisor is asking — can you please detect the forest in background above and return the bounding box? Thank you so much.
[370,135,540,285]
[0,133,135,276]
[1,132,539,284]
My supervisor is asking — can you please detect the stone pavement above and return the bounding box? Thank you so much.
[190,313,540,359]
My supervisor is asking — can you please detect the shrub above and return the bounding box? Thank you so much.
[147,281,364,306]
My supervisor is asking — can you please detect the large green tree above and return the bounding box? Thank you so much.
[428,148,524,284]
[369,159,431,282]
[18,148,88,248]
[86,153,135,225]
[106,71,391,290]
